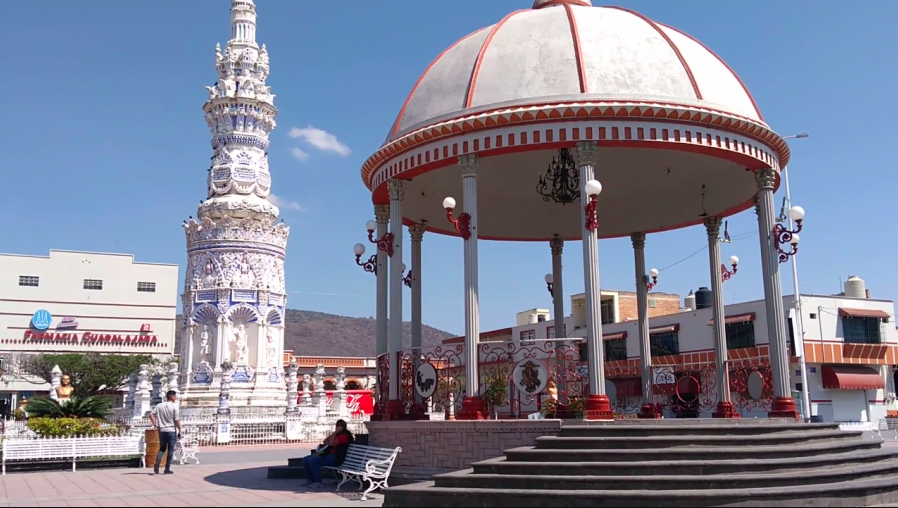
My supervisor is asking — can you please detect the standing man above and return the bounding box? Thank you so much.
[149,390,181,475]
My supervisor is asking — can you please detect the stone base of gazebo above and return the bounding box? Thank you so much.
[364,420,562,470]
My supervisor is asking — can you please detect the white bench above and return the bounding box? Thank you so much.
[873,418,898,441]
[322,444,402,501]
[2,435,145,475]
[173,429,201,465]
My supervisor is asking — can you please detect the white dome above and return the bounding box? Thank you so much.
[386,2,764,144]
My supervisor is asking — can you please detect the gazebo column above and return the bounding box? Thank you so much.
[385,179,406,420]
[374,204,390,358]
[755,169,799,419]
[550,237,566,395]
[706,217,738,418]
[632,233,659,419]
[458,154,485,420]
[576,141,612,421]
[408,223,427,418]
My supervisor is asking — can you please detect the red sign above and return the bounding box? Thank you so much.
[24,330,158,343]
[298,390,374,416]
[140,324,152,332]
[57,317,79,330]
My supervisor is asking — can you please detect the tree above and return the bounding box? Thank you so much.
[19,353,156,398]
[26,396,112,419]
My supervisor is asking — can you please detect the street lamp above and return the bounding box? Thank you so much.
[442,197,471,240]
[365,220,394,257]
[353,243,377,274]
[544,273,554,297]
[721,255,739,282]
[775,206,804,263]
[583,179,602,231]
[645,268,659,291]
[402,264,412,288]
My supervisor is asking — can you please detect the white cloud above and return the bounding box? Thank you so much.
[289,126,351,157]
[268,193,304,211]
[291,147,310,162]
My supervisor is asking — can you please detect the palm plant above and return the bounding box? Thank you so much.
[25,396,112,419]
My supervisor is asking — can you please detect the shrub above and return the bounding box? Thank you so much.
[25,396,112,419]
[27,417,122,438]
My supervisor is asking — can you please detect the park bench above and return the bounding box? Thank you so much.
[322,444,402,501]
[2,435,145,475]
[173,428,201,465]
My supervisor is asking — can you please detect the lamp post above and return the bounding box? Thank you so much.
[721,255,739,282]
[544,273,554,297]
[353,243,413,287]
[645,268,659,291]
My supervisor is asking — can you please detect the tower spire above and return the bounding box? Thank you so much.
[229,0,258,47]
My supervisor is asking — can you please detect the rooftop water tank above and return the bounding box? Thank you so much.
[844,275,867,299]
[695,287,713,310]
[684,290,696,311]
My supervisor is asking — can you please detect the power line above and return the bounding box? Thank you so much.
[657,230,757,273]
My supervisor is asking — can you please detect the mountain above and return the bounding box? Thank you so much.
[174,309,457,357]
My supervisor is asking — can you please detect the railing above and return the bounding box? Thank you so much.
[381,341,775,419]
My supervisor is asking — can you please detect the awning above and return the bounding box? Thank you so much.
[838,308,891,319]
[612,377,642,398]
[821,364,884,390]
[649,324,679,335]
[603,331,627,341]
[707,313,755,326]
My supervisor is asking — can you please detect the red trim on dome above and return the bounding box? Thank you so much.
[533,0,592,9]
[465,10,528,109]
[606,6,702,101]
[657,23,765,123]
[562,3,588,93]
[391,28,489,138]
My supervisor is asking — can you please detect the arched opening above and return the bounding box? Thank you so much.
[323,380,337,391]
[345,380,363,390]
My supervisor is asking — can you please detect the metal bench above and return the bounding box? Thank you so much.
[2,435,145,475]
[873,418,898,441]
[173,428,201,465]
[322,444,402,501]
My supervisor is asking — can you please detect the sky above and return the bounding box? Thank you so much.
[3,1,897,337]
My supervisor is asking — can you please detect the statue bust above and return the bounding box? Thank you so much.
[56,374,74,401]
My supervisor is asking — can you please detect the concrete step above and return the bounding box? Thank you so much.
[503,438,883,462]
[535,429,856,449]
[382,476,898,507]
[558,422,843,438]
[434,458,898,491]
[471,448,898,476]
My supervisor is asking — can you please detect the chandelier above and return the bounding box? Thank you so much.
[536,148,580,205]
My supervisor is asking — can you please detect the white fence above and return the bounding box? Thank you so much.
[3,407,370,447]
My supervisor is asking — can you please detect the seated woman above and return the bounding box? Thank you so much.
[303,419,354,488]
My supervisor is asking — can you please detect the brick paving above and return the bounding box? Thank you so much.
[0,461,384,507]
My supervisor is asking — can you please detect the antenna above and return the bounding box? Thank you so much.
[839,276,843,294]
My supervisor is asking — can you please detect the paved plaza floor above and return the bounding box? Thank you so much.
[0,457,384,507]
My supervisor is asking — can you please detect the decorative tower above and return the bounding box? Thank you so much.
[179,0,288,407]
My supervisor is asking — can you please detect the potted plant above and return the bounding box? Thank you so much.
[482,376,509,420]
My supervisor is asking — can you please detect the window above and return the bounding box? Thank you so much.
[83,279,103,290]
[842,316,884,345]
[519,330,535,343]
[604,338,628,362]
[137,282,156,293]
[649,299,657,308]
[600,299,615,325]
[547,326,554,339]
[725,321,756,349]
[537,314,546,323]
[650,331,680,357]
[18,276,39,287]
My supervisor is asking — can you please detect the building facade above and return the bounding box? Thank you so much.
[502,286,895,423]
[0,250,179,415]
[178,0,290,407]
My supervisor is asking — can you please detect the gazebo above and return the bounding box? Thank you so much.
[354,0,804,423]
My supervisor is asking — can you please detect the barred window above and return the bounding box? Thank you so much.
[83,279,103,290]
[842,316,884,345]
[604,339,628,362]
[137,282,156,293]
[650,331,680,357]
[726,321,756,349]
[18,276,39,287]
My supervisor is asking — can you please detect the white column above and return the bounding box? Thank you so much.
[631,233,655,416]
[576,141,612,420]
[550,237,565,338]
[386,179,406,416]
[255,322,267,382]
[374,204,390,357]
[410,223,425,413]
[184,325,196,388]
[458,154,483,419]
[755,169,798,419]
[214,317,226,371]
[705,217,736,417]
